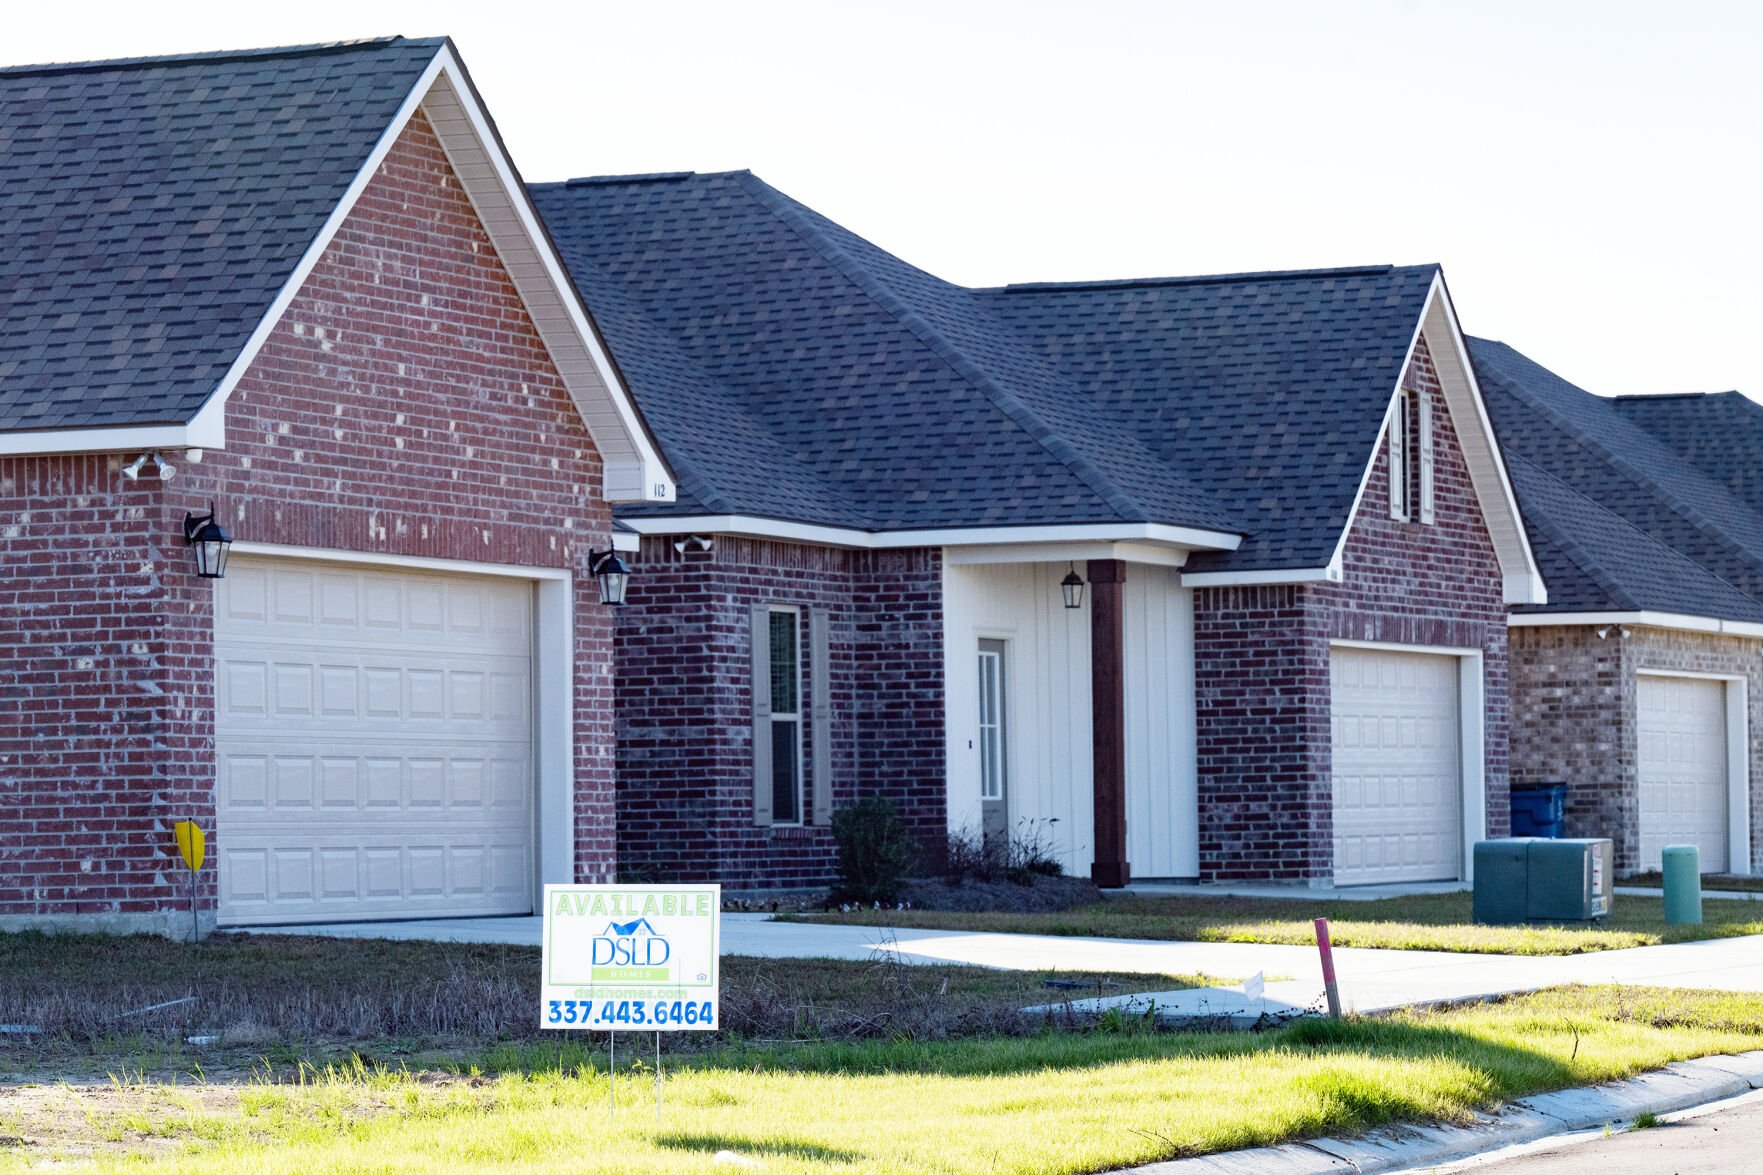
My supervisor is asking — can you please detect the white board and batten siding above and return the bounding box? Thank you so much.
[942,560,1198,879]
[1123,566,1199,878]
[214,557,536,925]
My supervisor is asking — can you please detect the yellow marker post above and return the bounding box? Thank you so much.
[173,821,205,942]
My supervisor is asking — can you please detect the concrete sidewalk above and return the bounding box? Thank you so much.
[243,912,1763,1022]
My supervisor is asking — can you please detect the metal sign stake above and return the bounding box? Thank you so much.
[655,1030,662,1127]
[609,1030,616,1119]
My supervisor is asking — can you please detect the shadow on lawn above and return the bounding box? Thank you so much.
[655,1133,864,1164]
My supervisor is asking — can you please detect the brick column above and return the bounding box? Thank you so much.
[1089,559,1130,888]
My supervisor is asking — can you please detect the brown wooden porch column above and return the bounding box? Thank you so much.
[1088,558,1130,888]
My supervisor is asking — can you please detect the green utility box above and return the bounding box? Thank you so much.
[1473,837,1613,925]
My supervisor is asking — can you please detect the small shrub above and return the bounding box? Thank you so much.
[1005,818,1064,883]
[832,797,915,904]
[943,828,1004,884]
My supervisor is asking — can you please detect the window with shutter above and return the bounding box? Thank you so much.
[752,605,803,826]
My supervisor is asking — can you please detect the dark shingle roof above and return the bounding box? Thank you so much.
[1612,392,1763,518]
[531,170,1437,570]
[1472,338,1763,622]
[0,37,444,431]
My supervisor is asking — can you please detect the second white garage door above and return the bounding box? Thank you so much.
[214,558,536,926]
[1638,675,1729,873]
[1331,647,1462,885]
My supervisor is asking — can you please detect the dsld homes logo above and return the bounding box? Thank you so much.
[592,917,671,980]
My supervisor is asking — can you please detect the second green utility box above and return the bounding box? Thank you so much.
[1473,838,1613,925]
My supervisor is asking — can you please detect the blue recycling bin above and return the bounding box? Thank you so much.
[1510,783,1566,839]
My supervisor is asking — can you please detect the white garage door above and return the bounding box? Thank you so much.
[1331,647,1462,885]
[1638,676,1729,873]
[214,558,535,925]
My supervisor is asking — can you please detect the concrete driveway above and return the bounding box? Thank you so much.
[240,912,1763,1020]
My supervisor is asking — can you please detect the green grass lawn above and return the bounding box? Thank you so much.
[4,986,1761,1172]
[799,890,1763,955]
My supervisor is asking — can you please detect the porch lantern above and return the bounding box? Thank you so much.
[181,505,233,579]
[1060,562,1086,610]
[589,547,632,606]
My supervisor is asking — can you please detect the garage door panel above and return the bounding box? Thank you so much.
[1331,647,1462,885]
[1638,676,1728,873]
[217,558,535,926]
[219,654,530,736]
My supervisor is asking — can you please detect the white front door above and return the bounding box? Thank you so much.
[1330,647,1462,884]
[1638,675,1729,873]
[213,558,536,925]
[977,640,1009,845]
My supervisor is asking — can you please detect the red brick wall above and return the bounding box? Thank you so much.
[0,112,616,931]
[614,536,943,888]
[1194,335,1511,881]
[1510,624,1763,874]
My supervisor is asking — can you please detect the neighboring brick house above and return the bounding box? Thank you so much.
[1477,341,1763,875]
[532,171,1546,888]
[0,39,672,936]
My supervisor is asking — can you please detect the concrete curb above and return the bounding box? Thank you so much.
[1118,1050,1763,1174]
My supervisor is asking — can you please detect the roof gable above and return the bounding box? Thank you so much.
[1474,338,1763,623]
[0,37,672,504]
[0,38,440,434]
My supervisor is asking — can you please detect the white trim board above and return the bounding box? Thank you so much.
[0,46,674,507]
[1323,273,1546,606]
[1509,611,1763,640]
[617,514,1242,553]
[227,540,573,580]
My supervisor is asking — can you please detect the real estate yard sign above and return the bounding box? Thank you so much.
[540,884,720,1031]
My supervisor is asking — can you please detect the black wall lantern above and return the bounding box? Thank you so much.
[182,504,234,579]
[589,547,632,606]
[1061,562,1086,609]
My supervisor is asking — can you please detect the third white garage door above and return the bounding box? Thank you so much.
[1637,675,1729,873]
[1331,647,1462,885]
[214,558,536,925]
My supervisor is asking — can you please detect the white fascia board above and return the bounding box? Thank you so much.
[416,50,672,505]
[615,515,1240,553]
[1427,276,1546,605]
[945,541,1188,568]
[1181,566,1339,587]
[610,529,641,553]
[1507,610,1763,639]
[1319,273,1548,607]
[0,419,220,457]
[7,47,675,508]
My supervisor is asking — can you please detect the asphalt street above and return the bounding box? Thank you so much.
[1448,1092,1763,1174]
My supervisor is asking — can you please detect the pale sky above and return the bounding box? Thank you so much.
[8,1,1760,399]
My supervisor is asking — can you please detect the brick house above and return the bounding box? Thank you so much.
[1476,341,1763,875]
[531,172,1548,889]
[0,38,672,936]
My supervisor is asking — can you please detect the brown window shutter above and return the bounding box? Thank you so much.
[750,603,773,826]
[810,609,833,825]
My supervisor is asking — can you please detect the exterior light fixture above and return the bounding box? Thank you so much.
[1061,562,1086,610]
[121,451,176,481]
[589,547,632,606]
[182,504,233,579]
